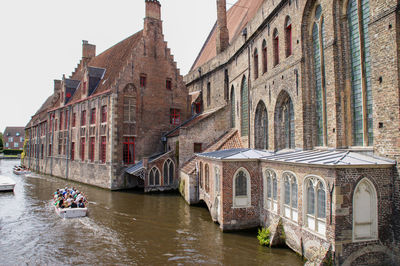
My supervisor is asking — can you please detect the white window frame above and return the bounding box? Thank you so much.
[263,168,278,213]
[304,175,327,236]
[148,167,161,187]
[282,171,298,222]
[232,167,251,208]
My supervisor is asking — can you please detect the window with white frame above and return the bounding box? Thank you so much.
[5,143,9,148]
[8,137,13,142]
[353,178,378,241]
[163,159,174,186]
[14,143,19,148]
[283,172,298,222]
[233,169,251,207]
[264,169,278,212]
[305,176,326,235]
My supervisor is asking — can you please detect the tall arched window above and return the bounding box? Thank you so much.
[231,86,235,128]
[149,167,160,186]
[240,76,249,136]
[255,101,268,150]
[264,169,278,212]
[199,162,203,189]
[353,178,378,241]
[214,166,220,195]
[273,29,279,66]
[313,5,327,147]
[305,176,326,235]
[254,48,259,79]
[207,82,211,107]
[163,159,174,185]
[233,168,251,207]
[262,40,268,73]
[274,91,295,150]
[285,16,292,57]
[205,164,210,193]
[348,0,373,146]
[283,172,298,222]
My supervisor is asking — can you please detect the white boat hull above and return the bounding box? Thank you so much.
[54,206,88,218]
[0,175,16,192]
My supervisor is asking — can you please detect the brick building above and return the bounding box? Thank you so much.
[24,0,189,191]
[179,0,400,265]
[3,127,25,150]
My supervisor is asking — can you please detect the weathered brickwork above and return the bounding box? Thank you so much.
[24,0,189,191]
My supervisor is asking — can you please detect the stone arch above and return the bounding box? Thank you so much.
[232,167,251,207]
[353,177,378,241]
[274,90,295,150]
[254,100,268,150]
[342,245,396,266]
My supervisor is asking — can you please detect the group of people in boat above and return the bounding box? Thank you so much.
[54,187,87,209]
[13,165,29,175]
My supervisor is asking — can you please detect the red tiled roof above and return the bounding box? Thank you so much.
[191,0,264,71]
[68,31,143,104]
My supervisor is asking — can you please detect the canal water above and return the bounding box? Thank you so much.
[0,159,303,265]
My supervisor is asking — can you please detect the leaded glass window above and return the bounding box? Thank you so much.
[348,0,373,146]
[307,181,315,215]
[235,171,247,196]
[231,87,235,128]
[240,77,249,136]
[317,183,326,218]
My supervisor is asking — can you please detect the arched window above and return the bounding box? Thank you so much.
[264,169,278,212]
[274,91,295,150]
[233,169,251,207]
[273,29,279,66]
[163,159,174,185]
[348,0,373,146]
[313,5,327,147]
[285,17,292,57]
[149,167,160,186]
[254,101,268,150]
[254,48,259,79]
[199,162,203,189]
[305,176,326,235]
[240,76,249,136]
[215,166,220,195]
[262,40,268,73]
[205,164,210,193]
[283,172,298,222]
[231,86,235,128]
[353,178,378,241]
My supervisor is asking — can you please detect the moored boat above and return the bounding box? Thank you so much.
[0,175,16,192]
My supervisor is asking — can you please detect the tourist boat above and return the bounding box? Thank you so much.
[54,205,88,218]
[0,175,16,192]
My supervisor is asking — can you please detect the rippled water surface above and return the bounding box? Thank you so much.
[0,159,303,265]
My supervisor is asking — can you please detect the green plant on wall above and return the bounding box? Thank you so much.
[257,227,271,246]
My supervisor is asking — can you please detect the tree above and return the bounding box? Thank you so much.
[0,132,3,151]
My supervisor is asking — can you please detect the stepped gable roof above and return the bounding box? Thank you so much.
[191,0,264,71]
[181,129,243,175]
[68,30,143,104]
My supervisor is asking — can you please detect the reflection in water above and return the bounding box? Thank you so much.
[0,159,303,265]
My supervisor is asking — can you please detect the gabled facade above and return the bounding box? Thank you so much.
[24,0,189,190]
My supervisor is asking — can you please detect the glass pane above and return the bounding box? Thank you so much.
[235,171,247,196]
[307,185,315,215]
[292,182,298,208]
[317,184,326,218]
[273,178,277,200]
[169,162,174,185]
[155,170,160,185]
[241,77,249,136]
[164,162,169,185]
[313,22,324,146]
[284,179,290,205]
[267,176,272,198]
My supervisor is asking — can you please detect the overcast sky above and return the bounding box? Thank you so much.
[0,0,225,132]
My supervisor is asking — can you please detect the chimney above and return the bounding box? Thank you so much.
[216,0,229,54]
[82,40,96,60]
[54,79,62,93]
[145,0,161,20]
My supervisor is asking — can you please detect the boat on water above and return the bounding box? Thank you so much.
[0,175,16,192]
[53,187,88,218]
[54,205,88,218]
[13,165,30,175]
